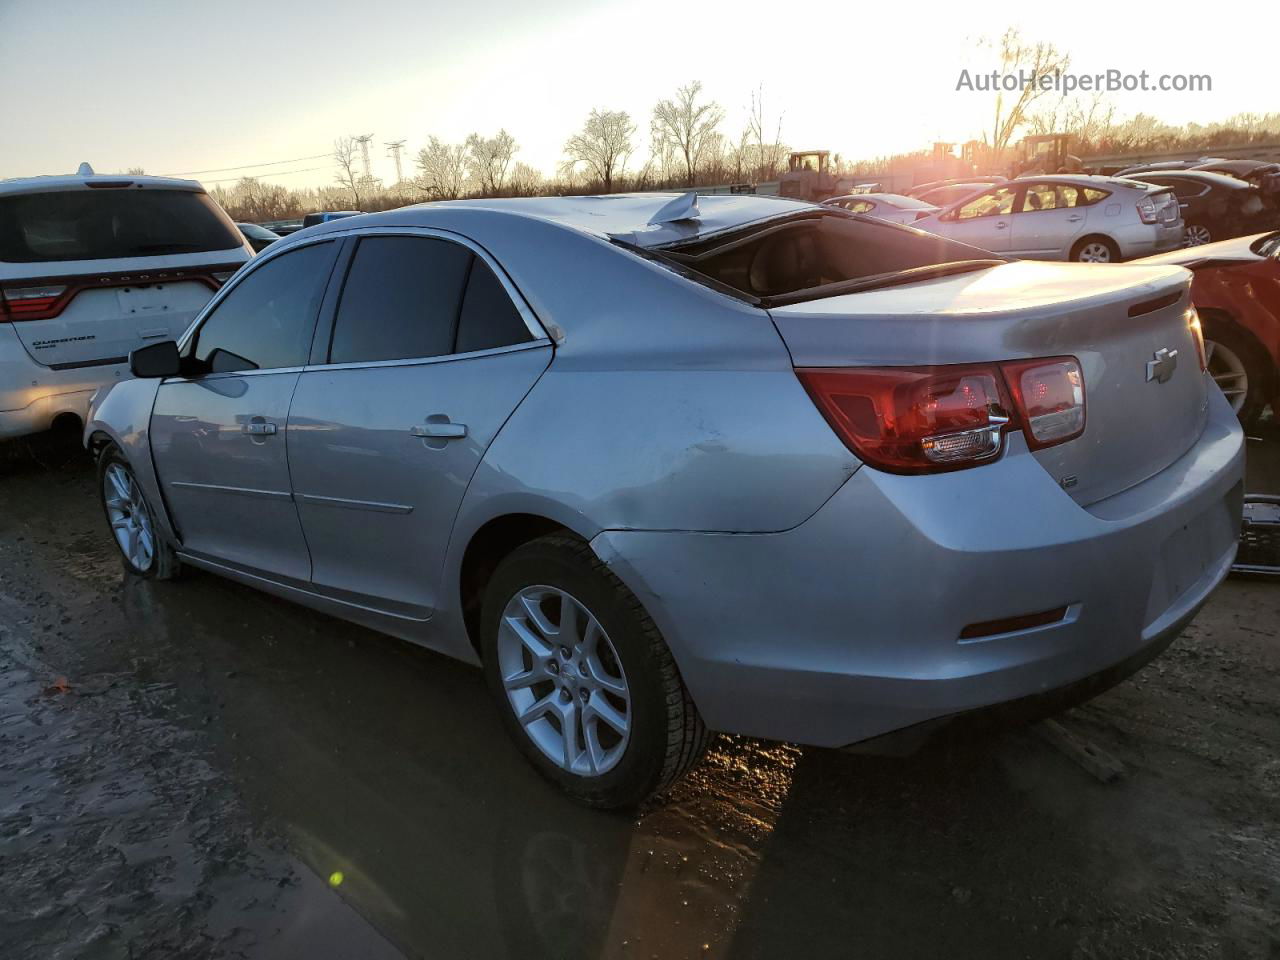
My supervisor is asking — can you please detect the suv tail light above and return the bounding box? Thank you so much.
[797,356,1086,474]
[1,284,69,321]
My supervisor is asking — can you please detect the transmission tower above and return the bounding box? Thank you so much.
[354,134,374,178]
[385,140,407,185]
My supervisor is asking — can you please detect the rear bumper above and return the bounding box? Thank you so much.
[0,362,129,439]
[592,387,1244,748]
[1116,222,1185,260]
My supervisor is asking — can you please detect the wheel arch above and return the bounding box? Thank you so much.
[456,511,593,659]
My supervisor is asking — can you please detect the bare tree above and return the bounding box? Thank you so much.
[414,136,469,199]
[982,29,1071,156]
[651,81,725,186]
[747,85,787,181]
[563,109,636,192]
[333,136,363,208]
[1029,90,1116,152]
[466,129,518,195]
[507,162,544,197]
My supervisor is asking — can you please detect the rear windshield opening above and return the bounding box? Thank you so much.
[0,189,243,263]
[649,213,1001,304]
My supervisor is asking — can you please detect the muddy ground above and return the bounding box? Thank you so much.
[1,429,1277,960]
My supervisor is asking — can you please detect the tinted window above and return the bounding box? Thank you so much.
[1020,184,1082,212]
[1167,179,1208,199]
[193,242,335,371]
[456,259,533,353]
[1079,187,1110,206]
[0,190,243,263]
[330,236,471,364]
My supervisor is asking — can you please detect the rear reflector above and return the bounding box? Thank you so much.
[797,356,1086,474]
[959,606,1069,640]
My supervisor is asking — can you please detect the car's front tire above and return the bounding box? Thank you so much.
[481,534,710,808]
[97,444,180,579]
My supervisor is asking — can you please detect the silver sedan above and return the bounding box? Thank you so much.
[821,192,939,224]
[912,175,1185,262]
[87,194,1243,807]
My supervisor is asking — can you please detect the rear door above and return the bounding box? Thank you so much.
[931,185,1018,254]
[287,231,551,618]
[1009,182,1088,258]
[0,187,248,368]
[150,239,339,581]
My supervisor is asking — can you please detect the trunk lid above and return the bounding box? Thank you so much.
[770,260,1207,505]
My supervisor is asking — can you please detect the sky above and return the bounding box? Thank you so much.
[1,0,1274,190]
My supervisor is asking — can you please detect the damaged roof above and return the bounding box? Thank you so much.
[434,192,811,247]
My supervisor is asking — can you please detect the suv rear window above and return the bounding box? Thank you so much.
[0,189,243,263]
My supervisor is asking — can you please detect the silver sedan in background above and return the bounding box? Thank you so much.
[87,194,1242,807]
[822,192,939,224]
[912,175,1185,262]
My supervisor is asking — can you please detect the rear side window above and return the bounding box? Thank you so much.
[1079,187,1110,206]
[330,236,471,364]
[456,259,532,354]
[193,241,336,372]
[0,189,243,263]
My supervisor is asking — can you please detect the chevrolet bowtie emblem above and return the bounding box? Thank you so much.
[1146,347,1178,384]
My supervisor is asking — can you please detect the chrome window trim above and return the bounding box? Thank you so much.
[302,337,551,373]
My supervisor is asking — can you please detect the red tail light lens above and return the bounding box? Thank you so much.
[1136,196,1159,224]
[1,285,69,321]
[797,364,1013,473]
[798,356,1086,473]
[1002,357,1086,449]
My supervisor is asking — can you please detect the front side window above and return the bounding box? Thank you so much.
[955,187,1016,220]
[192,241,335,372]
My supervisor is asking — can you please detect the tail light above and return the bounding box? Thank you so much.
[1187,307,1207,371]
[1136,196,1160,224]
[1001,358,1086,449]
[1,285,69,321]
[797,356,1086,474]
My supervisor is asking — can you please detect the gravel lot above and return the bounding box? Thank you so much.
[1,428,1277,960]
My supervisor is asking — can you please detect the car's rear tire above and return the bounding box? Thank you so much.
[480,534,711,809]
[97,444,180,579]
[1071,235,1120,263]
[1201,318,1272,429]
[1183,222,1213,247]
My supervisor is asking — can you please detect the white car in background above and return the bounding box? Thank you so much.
[911,175,1184,262]
[821,193,939,224]
[0,165,250,439]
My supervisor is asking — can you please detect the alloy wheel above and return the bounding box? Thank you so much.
[103,463,156,572]
[1183,224,1213,247]
[1077,242,1113,263]
[497,585,631,776]
[1205,339,1248,413]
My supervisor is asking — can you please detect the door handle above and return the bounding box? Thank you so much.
[994,221,1008,229]
[410,422,467,439]
[1066,215,1084,222]
[242,419,277,437]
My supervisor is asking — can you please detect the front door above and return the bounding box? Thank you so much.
[934,185,1019,254]
[286,233,550,617]
[150,240,339,581]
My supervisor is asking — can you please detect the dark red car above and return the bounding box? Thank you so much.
[1139,231,1280,427]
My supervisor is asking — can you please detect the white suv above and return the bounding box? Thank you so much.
[0,166,251,439]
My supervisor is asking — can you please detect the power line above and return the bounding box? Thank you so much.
[202,166,327,185]
[162,152,333,177]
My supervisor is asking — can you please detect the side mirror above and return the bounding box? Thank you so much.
[206,347,258,373]
[130,340,182,379]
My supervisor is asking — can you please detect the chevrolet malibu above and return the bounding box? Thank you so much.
[85,194,1244,807]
